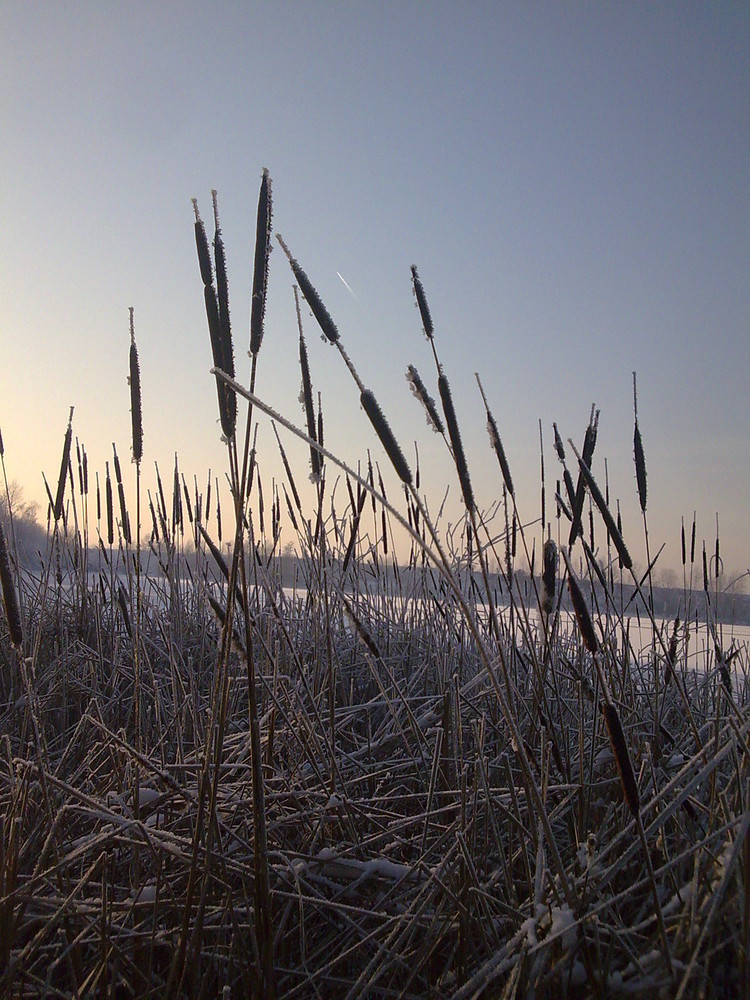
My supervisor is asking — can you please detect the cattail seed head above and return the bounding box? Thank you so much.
[295,289,321,483]
[406,365,444,434]
[563,549,598,653]
[360,390,412,485]
[278,237,339,344]
[572,444,633,570]
[54,408,74,523]
[541,539,558,614]
[105,462,114,545]
[192,199,213,288]
[129,308,143,465]
[410,265,434,339]
[601,702,640,817]
[634,423,647,513]
[438,372,474,512]
[250,169,272,356]
[486,410,514,498]
[212,192,235,381]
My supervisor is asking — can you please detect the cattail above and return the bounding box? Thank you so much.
[273,423,301,513]
[552,422,566,463]
[563,550,598,653]
[53,407,74,522]
[342,595,382,659]
[194,197,235,438]
[569,409,599,544]
[172,455,182,534]
[406,365,444,434]
[715,515,720,580]
[105,462,114,545]
[360,390,412,485]
[438,372,474,512]
[703,541,709,593]
[129,308,143,464]
[690,514,696,564]
[541,539,558,614]
[148,494,159,543]
[95,471,101,524]
[410,265,434,339]
[295,289,321,483]
[665,616,679,685]
[181,474,194,525]
[212,194,236,407]
[216,477,223,542]
[199,524,230,582]
[539,419,546,532]
[487,410,516,496]
[277,236,339,343]
[192,198,213,287]
[112,444,131,544]
[476,376,514,497]
[0,517,22,647]
[601,702,640,817]
[571,443,633,570]
[681,517,686,567]
[117,582,132,639]
[633,374,647,513]
[75,439,83,496]
[250,169,272,356]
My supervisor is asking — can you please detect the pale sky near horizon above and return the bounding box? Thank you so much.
[1,3,748,580]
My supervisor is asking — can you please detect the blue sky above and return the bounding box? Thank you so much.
[1,2,748,579]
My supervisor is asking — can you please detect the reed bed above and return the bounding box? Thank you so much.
[0,174,748,999]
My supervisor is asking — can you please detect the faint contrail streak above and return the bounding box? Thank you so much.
[336,271,359,301]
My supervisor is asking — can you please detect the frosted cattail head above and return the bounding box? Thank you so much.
[295,288,321,483]
[360,389,412,485]
[406,365,444,434]
[192,199,213,288]
[541,539,558,614]
[410,265,434,339]
[250,168,272,357]
[278,236,339,344]
[438,372,474,513]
